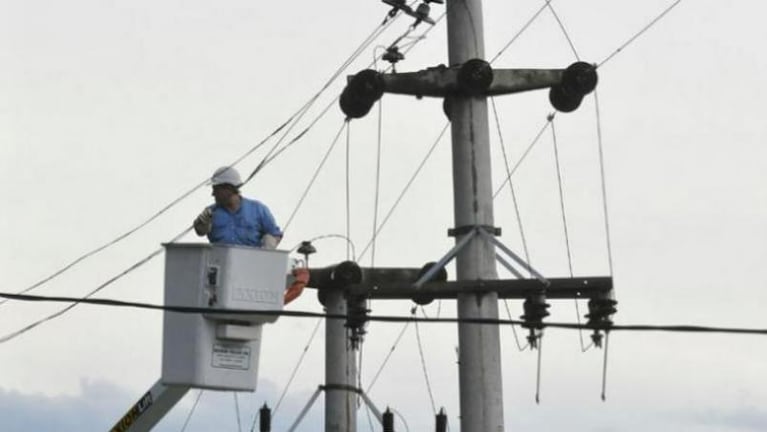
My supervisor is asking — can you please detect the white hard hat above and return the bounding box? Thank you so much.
[211,166,243,187]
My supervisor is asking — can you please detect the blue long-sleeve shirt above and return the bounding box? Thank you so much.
[207,198,283,247]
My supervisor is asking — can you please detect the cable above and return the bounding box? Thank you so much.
[371,99,384,268]
[493,115,554,199]
[248,8,403,180]
[358,122,450,261]
[346,122,352,261]
[289,234,357,262]
[601,331,610,401]
[0,178,205,309]
[366,320,412,392]
[598,0,684,68]
[179,390,204,432]
[491,97,533,277]
[489,1,550,64]
[549,119,591,352]
[502,299,528,352]
[593,90,614,275]
[283,120,348,231]
[0,229,189,345]
[5,291,767,335]
[271,318,323,417]
[545,1,580,61]
[415,309,437,414]
[0,9,399,311]
[234,392,243,432]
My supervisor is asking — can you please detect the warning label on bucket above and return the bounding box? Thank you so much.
[211,343,251,370]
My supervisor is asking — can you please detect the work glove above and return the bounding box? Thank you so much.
[261,234,280,249]
[193,207,213,236]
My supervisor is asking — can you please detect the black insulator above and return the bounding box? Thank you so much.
[382,46,405,65]
[259,404,271,432]
[297,241,316,257]
[425,0,444,3]
[412,262,448,305]
[521,296,551,328]
[585,297,618,327]
[415,3,431,20]
[457,58,494,96]
[383,408,395,432]
[549,84,583,113]
[435,407,448,432]
[339,69,385,119]
[561,61,598,96]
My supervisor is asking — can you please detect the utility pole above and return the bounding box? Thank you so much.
[325,288,356,432]
[445,1,505,430]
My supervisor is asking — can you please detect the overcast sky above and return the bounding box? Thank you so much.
[2,0,767,431]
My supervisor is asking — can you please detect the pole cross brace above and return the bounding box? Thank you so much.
[413,225,548,289]
[287,384,385,432]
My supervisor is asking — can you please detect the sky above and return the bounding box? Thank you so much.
[1,0,767,431]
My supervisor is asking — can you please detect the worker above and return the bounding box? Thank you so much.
[193,166,283,248]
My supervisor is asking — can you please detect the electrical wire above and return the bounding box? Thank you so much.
[0,5,407,312]
[492,115,554,199]
[549,119,592,352]
[415,308,437,414]
[598,0,684,68]
[502,299,528,352]
[489,0,550,64]
[346,122,352,261]
[366,320,412,393]
[490,97,533,277]
[179,390,204,432]
[247,8,403,179]
[593,90,614,275]
[0,229,189,345]
[545,1,580,61]
[358,122,450,261]
[5,291,767,336]
[371,99,384,268]
[283,120,348,231]
[234,392,243,432]
[270,318,323,418]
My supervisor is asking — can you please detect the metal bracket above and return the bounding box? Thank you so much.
[287,384,384,432]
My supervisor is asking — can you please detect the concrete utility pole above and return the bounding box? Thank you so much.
[325,289,356,432]
[445,0,505,431]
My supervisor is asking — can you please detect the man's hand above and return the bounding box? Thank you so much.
[193,207,213,236]
[262,234,281,249]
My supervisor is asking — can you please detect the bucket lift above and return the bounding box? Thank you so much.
[111,243,289,432]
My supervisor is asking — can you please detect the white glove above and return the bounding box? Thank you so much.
[193,207,213,236]
[261,234,280,249]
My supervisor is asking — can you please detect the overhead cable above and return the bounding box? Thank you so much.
[3,292,767,337]
[0,229,189,345]
[358,122,450,261]
[489,0,551,64]
[598,0,684,68]
[492,115,554,199]
[545,1,580,61]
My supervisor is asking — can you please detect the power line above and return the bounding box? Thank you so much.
[492,115,554,199]
[358,122,450,261]
[283,120,348,231]
[3,291,767,337]
[179,390,204,432]
[414,309,437,414]
[489,0,550,64]
[0,229,188,345]
[545,1,580,61]
[598,0,684,68]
